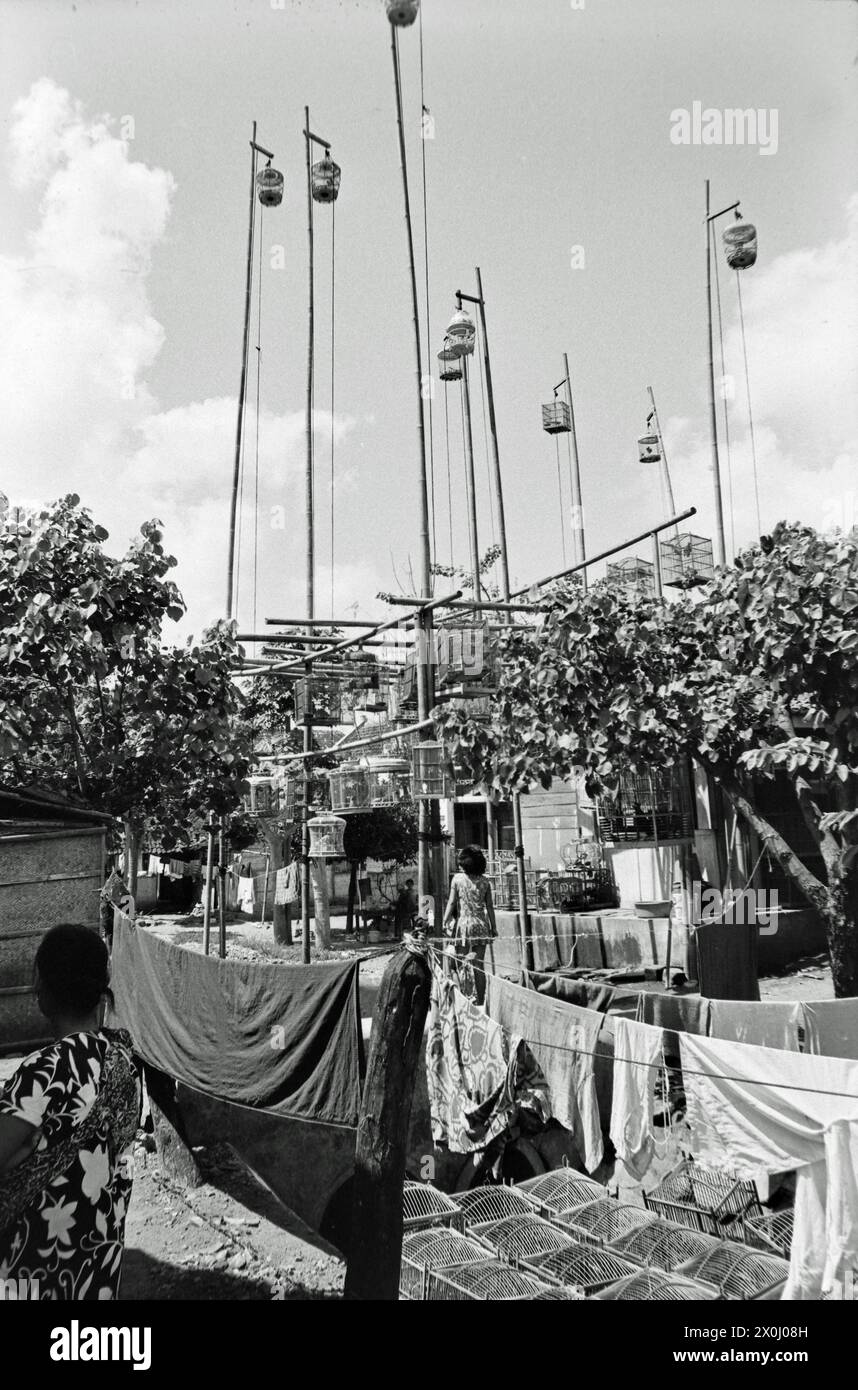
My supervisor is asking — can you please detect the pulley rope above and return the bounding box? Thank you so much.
[252,204,264,633]
[418,3,437,575]
[330,196,336,618]
[475,316,499,588]
[712,229,736,560]
[555,433,567,566]
[443,375,454,569]
[735,270,762,538]
[459,372,476,588]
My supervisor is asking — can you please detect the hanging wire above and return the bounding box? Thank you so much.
[475,316,499,588]
[418,4,437,575]
[735,271,762,538]
[555,432,567,566]
[330,195,336,618]
[459,373,475,584]
[443,375,454,569]
[712,230,736,560]
[252,204,264,634]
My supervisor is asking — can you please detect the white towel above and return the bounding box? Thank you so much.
[609,1016,665,1181]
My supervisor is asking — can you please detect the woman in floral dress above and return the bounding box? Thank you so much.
[442,844,498,1005]
[0,923,140,1300]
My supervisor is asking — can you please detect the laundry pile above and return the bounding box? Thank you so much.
[424,958,858,1300]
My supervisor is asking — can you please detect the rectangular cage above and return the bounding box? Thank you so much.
[597,764,694,844]
[436,624,493,686]
[542,400,571,434]
[643,1160,763,1236]
[659,532,715,588]
[485,866,540,911]
[410,742,455,800]
[606,556,656,596]
[293,675,342,727]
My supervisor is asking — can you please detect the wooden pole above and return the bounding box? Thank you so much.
[460,355,482,599]
[226,123,258,619]
[473,267,511,601]
[202,822,215,956]
[705,179,727,567]
[302,106,316,967]
[563,351,586,591]
[260,852,270,926]
[344,939,431,1300]
[390,24,434,908]
[646,385,677,519]
[218,818,227,959]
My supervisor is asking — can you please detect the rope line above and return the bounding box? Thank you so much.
[252,204,264,633]
[712,233,736,560]
[443,375,454,568]
[418,4,436,576]
[555,434,567,566]
[736,270,762,538]
[475,316,498,584]
[330,196,336,618]
[459,373,475,582]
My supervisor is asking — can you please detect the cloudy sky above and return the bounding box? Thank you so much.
[1,0,855,642]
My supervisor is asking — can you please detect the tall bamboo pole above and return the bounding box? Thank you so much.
[563,351,586,591]
[302,106,315,965]
[460,355,482,599]
[646,384,677,519]
[226,123,258,619]
[705,179,727,568]
[390,25,434,906]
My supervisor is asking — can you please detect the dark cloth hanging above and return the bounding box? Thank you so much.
[523,969,616,1014]
[635,991,712,1059]
[693,918,760,1002]
[109,917,364,1127]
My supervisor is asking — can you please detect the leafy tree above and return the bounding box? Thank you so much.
[341,801,419,932]
[438,523,858,995]
[0,496,251,895]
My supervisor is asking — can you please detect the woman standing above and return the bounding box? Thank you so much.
[0,923,141,1300]
[442,845,497,1005]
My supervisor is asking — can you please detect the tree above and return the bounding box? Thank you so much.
[342,802,419,933]
[0,496,251,894]
[437,523,858,995]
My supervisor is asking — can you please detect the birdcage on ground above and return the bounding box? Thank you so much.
[678,1243,789,1300]
[611,1217,720,1273]
[452,1184,543,1226]
[643,1160,763,1236]
[516,1169,605,1215]
[402,1182,465,1234]
[742,1208,793,1260]
[472,1214,575,1263]
[527,1243,642,1296]
[593,1268,719,1300]
[399,1228,492,1300]
[553,1198,657,1247]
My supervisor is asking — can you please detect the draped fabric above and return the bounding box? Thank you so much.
[609,1017,665,1181]
[524,969,615,1014]
[679,1033,858,1300]
[109,918,363,1127]
[803,999,858,1061]
[709,999,804,1052]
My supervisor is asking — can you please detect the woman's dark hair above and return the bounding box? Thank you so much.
[457,844,487,876]
[34,923,113,1018]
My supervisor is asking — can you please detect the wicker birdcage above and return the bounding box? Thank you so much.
[643,1161,762,1236]
[593,1268,719,1300]
[306,811,347,858]
[328,763,371,815]
[311,154,340,204]
[473,1214,575,1263]
[527,1243,641,1296]
[425,1260,553,1301]
[516,1170,604,1215]
[606,556,656,596]
[453,1185,543,1226]
[678,1243,789,1300]
[542,400,571,434]
[366,756,411,808]
[553,1198,657,1247]
[256,163,284,208]
[436,624,491,686]
[611,1217,720,1273]
[402,1182,464,1234]
[659,533,715,589]
[399,1228,491,1300]
[723,217,757,270]
[742,1208,793,1260]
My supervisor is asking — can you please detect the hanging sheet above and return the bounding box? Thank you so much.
[426,973,549,1154]
[693,918,759,1001]
[803,999,858,1061]
[524,969,615,1014]
[679,1032,858,1300]
[709,999,804,1052]
[609,1016,665,1182]
[108,917,364,1127]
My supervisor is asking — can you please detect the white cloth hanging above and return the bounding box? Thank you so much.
[709,999,804,1051]
[609,1017,665,1181]
[236,876,256,914]
[679,1033,858,1300]
[803,999,858,1061]
[274,861,300,906]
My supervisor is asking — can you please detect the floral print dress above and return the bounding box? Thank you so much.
[0,1028,140,1300]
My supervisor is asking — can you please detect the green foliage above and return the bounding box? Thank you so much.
[341,801,418,869]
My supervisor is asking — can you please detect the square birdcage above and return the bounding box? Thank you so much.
[245,775,279,817]
[643,1161,762,1236]
[410,742,455,800]
[659,533,715,588]
[597,765,694,843]
[293,675,342,727]
[440,691,494,723]
[328,762,372,814]
[606,556,656,596]
[542,400,571,434]
[436,624,493,687]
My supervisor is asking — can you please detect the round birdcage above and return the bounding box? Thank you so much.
[366,756,411,808]
[410,743,455,800]
[311,154,341,204]
[256,163,284,208]
[385,0,419,26]
[445,307,475,358]
[638,430,660,463]
[723,216,757,269]
[328,762,371,814]
[307,811,347,858]
[437,340,463,382]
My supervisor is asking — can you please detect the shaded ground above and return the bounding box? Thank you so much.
[121,1140,344,1300]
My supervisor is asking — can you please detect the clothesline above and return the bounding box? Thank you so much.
[427,949,858,1101]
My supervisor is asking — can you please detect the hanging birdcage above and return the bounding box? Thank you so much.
[256,163,284,208]
[723,217,757,270]
[638,430,660,463]
[606,557,656,596]
[293,675,342,726]
[311,154,341,204]
[366,756,411,807]
[437,340,463,382]
[442,691,493,723]
[541,400,571,434]
[436,624,490,686]
[276,773,298,824]
[659,533,716,589]
[410,742,455,799]
[385,0,419,25]
[397,656,420,712]
[328,762,371,814]
[445,307,476,358]
[355,669,388,713]
[246,775,279,816]
[307,811,347,858]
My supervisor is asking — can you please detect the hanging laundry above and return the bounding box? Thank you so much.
[679,1033,858,1300]
[426,973,549,1154]
[236,875,256,914]
[608,1017,665,1181]
[709,999,803,1052]
[524,969,615,1014]
[636,992,711,1056]
[803,999,858,1061]
[486,973,604,1173]
[147,855,163,877]
[184,858,202,878]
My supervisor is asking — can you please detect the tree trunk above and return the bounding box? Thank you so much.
[346,861,358,935]
[310,857,331,950]
[123,820,140,901]
[263,826,290,945]
[344,943,431,1300]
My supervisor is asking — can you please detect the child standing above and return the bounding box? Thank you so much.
[442,845,497,1005]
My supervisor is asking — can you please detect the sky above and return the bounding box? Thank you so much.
[1,0,856,644]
